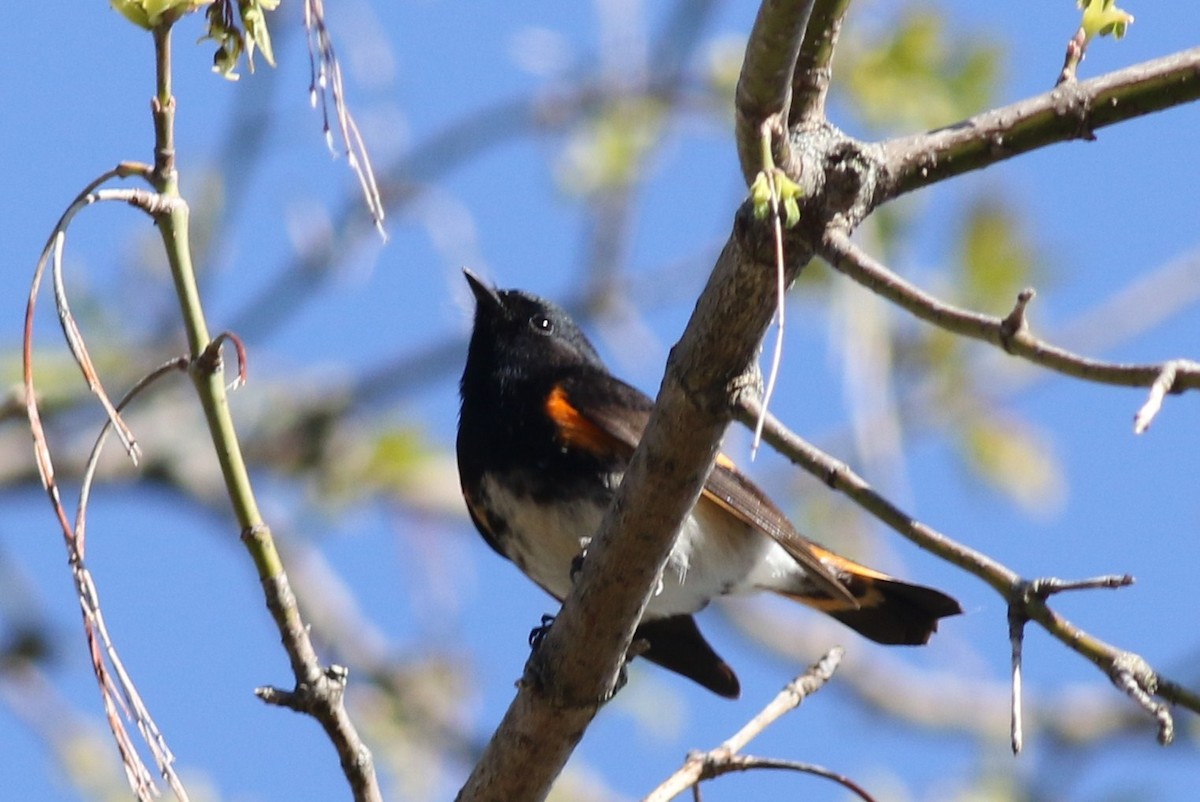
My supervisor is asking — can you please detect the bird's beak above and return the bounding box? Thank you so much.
[463,268,503,312]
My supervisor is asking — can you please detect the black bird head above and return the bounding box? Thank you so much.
[462,269,605,385]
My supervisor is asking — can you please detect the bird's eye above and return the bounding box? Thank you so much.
[530,315,554,335]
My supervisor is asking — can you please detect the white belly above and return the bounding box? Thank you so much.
[479,475,802,618]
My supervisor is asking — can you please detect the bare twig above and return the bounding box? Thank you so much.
[38,356,190,801]
[1008,602,1025,755]
[881,47,1200,200]
[732,393,1200,742]
[202,331,250,390]
[688,755,876,802]
[22,163,192,801]
[27,177,157,468]
[456,207,806,801]
[724,603,1191,749]
[1007,574,1134,754]
[303,0,386,236]
[751,121,792,458]
[1133,359,1183,434]
[820,229,1200,419]
[74,360,193,800]
[644,648,846,802]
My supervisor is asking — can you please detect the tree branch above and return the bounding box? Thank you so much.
[734,0,816,182]
[723,603,1189,749]
[788,0,853,124]
[457,5,821,792]
[879,47,1200,201]
[820,228,1200,427]
[684,755,877,802]
[732,393,1200,742]
[146,21,382,802]
[644,648,848,802]
[455,207,801,802]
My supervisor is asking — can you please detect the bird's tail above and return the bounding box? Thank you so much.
[778,547,961,645]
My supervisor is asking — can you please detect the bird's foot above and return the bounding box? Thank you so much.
[569,539,591,583]
[528,613,556,650]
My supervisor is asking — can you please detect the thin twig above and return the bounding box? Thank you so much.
[693,755,876,802]
[28,180,158,468]
[78,360,191,801]
[62,359,189,800]
[1008,603,1025,754]
[724,601,1179,749]
[821,229,1200,409]
[644,647,844,802]
[22,167,181,801]
[1133,359,1182,434]
[303,0,386,236]
[882,47,1200,200]
[733,393,1200,741]
[752,120,790,458]
[203,331,250,390]
[1007,574,1134,754]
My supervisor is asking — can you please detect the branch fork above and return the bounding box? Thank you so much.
[1007,573,1135,753]
[256,664,350,715]
[643,648,867,802]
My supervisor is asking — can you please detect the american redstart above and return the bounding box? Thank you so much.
[456,269,960,698]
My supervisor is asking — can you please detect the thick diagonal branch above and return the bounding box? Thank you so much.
[789,0,853,123]
[455,208,801,802]
[735,0,817,181]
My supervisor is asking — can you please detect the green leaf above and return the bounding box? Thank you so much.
[782,195,800,228]
[748,170,802,226]
[198,0,280,80]
[110,0,207,29]
[749,173,773,219]
[240,0,277,69]
[1078,0,1135,42]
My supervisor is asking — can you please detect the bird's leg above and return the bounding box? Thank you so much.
[569,537,591,583]
[527,613,556,650]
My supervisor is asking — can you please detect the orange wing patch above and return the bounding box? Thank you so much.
[781,542,895,611]
[545,385,629,459]
[807,542,894,582]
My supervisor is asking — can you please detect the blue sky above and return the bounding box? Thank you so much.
[3,2,1199,800]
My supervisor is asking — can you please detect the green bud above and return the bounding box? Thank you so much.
[110,0,208,29]
[1078,0,1134,42]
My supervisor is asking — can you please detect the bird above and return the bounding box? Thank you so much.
[456,269,961,698]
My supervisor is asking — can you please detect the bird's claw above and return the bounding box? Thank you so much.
[528,613,556,649]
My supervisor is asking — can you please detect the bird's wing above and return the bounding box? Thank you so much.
[552,373,857,606]
[703,456,858,606]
